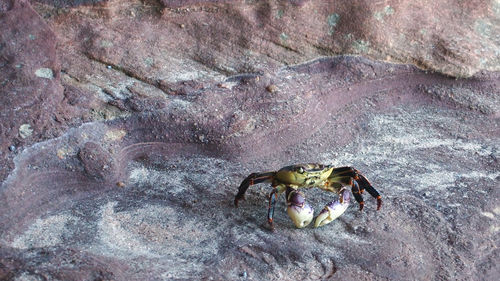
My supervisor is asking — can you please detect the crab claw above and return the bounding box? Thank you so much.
[314,190,351,228]
[286,190,314,228]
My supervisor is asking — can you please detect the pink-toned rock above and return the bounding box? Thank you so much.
[78,141,116,181]
[0,0,64,180]
[42,0,499,90]
[0,0,499,280]
[35,0,108,8]
[0,55,498,280]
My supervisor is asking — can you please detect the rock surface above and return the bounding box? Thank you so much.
[1,0,499,280]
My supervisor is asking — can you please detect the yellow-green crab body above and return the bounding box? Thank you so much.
[275,164,333,188]
[234,163,381,229]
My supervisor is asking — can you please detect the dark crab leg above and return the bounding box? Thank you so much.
[234,172,274,207]
[328,167,382,211]
[328,176,364,210]
[351,179,365,210]
[356,173,382,210]
[267,188,279,228]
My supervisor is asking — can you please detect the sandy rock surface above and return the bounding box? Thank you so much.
[1,0,499,280]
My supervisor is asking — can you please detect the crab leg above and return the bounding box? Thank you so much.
[351,179,365,210]
[328,167,382,211]
[326,175,363,210]
[356,173,382,210]
[267,188,279,228]
[234,172,274,207]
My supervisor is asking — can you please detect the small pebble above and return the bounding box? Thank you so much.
[107,65,112,69]
[266,84,278,93]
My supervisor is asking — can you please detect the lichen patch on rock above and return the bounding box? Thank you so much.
[34,68,54,79]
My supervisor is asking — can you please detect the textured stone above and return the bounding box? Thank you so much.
[0,0,64,180]
[78,141,116,181]
[40,0,500,88]
[0,56,498,280]
[35,0,108,8]
[34,67,54,79]
[0,0,499,280]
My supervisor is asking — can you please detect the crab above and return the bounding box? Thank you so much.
[234,163,381,229]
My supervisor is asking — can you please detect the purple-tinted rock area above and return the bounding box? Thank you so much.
[1,0,498,280]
